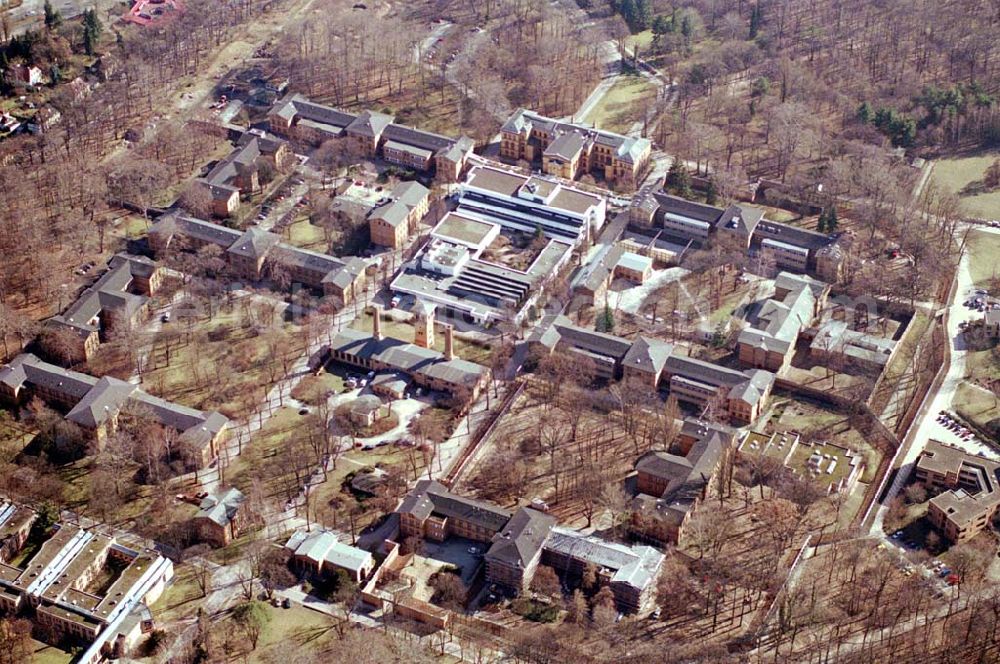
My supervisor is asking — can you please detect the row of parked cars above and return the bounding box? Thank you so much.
[937,410,977,441]
[962,288,996,312]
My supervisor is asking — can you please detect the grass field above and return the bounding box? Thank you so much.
[931,152,1000,219]
[143,304,304,418]
[770,398,881,483]
[582,74,655,135]
[283,217,328,252]
[965,229,1000,287]
[954,381,1000,434]
[30,640,72,664]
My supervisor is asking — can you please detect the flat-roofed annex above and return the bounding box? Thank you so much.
[432,213,497,247]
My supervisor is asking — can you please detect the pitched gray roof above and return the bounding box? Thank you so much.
[65,376,137,428]
[346,110,394,138]
[195,487,245,527]
[228,227,281,259]
[544,131,586,161]
[622,336,673,375]
[397,480,511,532]
[485,507,555,569]
[635,418,732,524]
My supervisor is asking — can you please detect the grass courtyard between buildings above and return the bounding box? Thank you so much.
[142,302,306,418]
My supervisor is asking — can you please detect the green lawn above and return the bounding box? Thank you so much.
[283,218,328,252]
[931,152,1000,219]
[151,563,205,623]
[143,306,304,418]
[582,75,655,135]
[965,229,1000,287]
[964,346,1000,384]
[291,372,347,405]
[628,30,654,53]
[954,381,1000,436]
[30,640,72,664]
[771,399,880,483]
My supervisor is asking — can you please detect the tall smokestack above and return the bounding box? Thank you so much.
[372,305,384,341]
[444,324,454,361]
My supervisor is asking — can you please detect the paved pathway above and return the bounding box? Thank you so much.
[869,225,995,534]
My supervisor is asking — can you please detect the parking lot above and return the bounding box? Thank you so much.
[931,410,1000,460]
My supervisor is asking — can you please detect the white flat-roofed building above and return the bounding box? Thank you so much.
[457,165,606,245]
[430,212,502,256]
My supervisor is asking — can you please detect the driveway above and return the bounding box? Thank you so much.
[870,229,997,533]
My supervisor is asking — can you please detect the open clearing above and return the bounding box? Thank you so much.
[965,229,1000,286]
[931,152,1000,219]
[582,74,655,135]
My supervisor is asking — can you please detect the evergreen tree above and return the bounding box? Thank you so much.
[826,206,838,232]
[598,303,615,333]
[83,9,103,42]
[705,178,718,205]
[651,14,671,37]
[43,0,62,30]
[632,0,651,31]
[619,0,637,31]
[749,3,762,39]
[816,209,826,233]
[83,25,95,56]
[856,101,874,124]
[666,161,693,199]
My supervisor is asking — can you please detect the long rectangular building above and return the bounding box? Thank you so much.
[0,503,173,663]
[267,93,475,182]
[630,189,846,281]
[390,209,574,325]
[528,315,774,425]
[46,254,164,363]
[395,481,663,613]
[457,164,606,245]
[0,354,228,468]
[149,213,368,306]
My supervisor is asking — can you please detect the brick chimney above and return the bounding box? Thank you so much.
[443,324,454,361]
[414,301,436,349]
[372,305,384,341]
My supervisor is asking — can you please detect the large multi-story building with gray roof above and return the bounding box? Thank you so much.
[324,306,490,401]
[394,480,663,613]
[390,208,574,326]
[630,418,732,546]
[149,212,368,305]
[0,354,228,467]
[915,440,1000,542]
[630,188,848,281]
[528,315,774,425]
[737,272,830,372]
[499,108,652,190]
[267,93,475,182]
[368,180,430,249]
[195,130,296,218]
[46,254,164,363]
[457,163,607,245]
[0,502,173,663]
